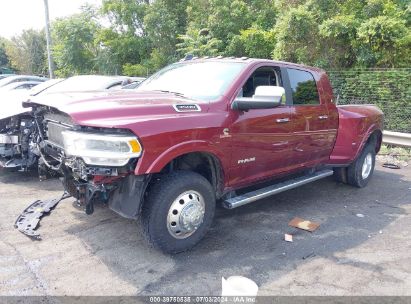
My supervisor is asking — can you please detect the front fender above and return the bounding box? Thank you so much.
[134,140,228,175]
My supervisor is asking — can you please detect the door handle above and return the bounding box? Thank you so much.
[318,115,328,120]
[276,118,290,123]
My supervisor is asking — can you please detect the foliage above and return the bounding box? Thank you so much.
[51,10,101,77]
[122,63,148,77]
[226,27,276,58]
[0,0,409,128]
[4,29,47,75]
[177,29,222,57]
[144,0,188,61]
[4,0,409,76]
[328,68,411,132]
[0,38,9,67]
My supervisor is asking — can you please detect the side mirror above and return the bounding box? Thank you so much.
[232,86,285,111]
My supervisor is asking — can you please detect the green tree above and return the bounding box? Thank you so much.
[52,10,100,76]
[5,29,47,75]
[227,27,276,58]
[144,0,188,61]
[357,16,409,67]
[177,28,222,57]
[0,37,10,67]
[272,6,320,65]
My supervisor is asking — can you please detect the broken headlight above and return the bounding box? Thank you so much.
[61,130,142,166]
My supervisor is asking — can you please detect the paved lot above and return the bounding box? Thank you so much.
[0,162,410,296]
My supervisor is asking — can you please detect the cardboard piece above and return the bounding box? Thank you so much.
[288,217,320,232]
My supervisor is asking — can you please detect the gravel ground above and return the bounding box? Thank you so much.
[0,161,410,296]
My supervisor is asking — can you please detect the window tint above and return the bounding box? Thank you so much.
[287,69,319,105]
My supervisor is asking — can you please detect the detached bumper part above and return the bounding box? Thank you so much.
[14,192,70,239]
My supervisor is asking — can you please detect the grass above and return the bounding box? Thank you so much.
[379,144,411,162]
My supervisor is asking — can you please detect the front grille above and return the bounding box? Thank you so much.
[44,112,74,148]
[46,121,70,148]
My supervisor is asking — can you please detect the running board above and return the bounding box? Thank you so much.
[223,169,334,209]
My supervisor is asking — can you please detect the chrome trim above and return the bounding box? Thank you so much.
[276,118,290,123]
[173,104,202,112]
[0,134,19,144]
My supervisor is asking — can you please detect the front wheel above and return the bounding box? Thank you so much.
[141,171,216,254]
[347,143,376,188]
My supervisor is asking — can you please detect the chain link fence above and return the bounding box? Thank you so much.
[327,68,411,133]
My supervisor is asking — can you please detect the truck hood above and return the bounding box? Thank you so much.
[28,90,209,128]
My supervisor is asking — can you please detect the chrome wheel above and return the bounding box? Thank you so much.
[167,190,205,239]
[362,153,373,179]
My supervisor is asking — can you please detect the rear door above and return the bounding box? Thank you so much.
[286,68,335,166]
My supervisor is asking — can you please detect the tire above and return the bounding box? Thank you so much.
[333,167,347,183]
[347,143,376,188]
[141,171,216,254]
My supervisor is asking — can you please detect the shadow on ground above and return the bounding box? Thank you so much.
[58,165,410,295]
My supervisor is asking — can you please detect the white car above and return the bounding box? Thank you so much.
[0,75,47,88]
[0,75,136,171]
[0,81,42,92]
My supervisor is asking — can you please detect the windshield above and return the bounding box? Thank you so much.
[135,61,246,101]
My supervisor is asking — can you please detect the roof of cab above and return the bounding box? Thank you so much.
[177,55,325,74]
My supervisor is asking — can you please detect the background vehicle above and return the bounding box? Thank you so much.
[26,58,383,253]
[0,81,42,92]
[0,75,47,88]
[0,74,15,80]
[0,75,136,171]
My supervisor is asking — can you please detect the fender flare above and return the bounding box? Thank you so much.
[135,140,227,176]
[352,124,382,161]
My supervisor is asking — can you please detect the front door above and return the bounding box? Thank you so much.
[228,66,294,188]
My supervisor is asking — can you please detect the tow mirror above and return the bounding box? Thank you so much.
[232,86,285,111]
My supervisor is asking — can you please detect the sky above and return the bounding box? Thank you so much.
[0,0,102,38]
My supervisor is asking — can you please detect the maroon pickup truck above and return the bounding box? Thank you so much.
[26,58,383,253]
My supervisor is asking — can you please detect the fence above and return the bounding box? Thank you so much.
[327,68,411,133]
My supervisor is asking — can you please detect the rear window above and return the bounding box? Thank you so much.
[287,69,319,105]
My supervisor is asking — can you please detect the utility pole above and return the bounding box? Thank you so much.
[43,0,54,78]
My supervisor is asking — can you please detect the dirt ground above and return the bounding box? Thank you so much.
[0,162,410,296]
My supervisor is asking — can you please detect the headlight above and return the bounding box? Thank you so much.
[62,131,142,166]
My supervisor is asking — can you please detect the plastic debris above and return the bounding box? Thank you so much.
[356,213,365,218]
[302,252,316,260]
[221,276,258,297]
[382,163,401,169]
[284,234,293,242]
[15,192,70,240]
[288,217,320,232]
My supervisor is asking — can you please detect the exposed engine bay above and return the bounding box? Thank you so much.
[0,114,40,171]
[27,105,147,218]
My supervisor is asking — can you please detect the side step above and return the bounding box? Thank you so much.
[223,169,334,209]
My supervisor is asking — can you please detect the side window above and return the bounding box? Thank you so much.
[287,68,319,105]
[240,67,281,98]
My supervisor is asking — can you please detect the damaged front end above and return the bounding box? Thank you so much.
[0,114,40,171]
[34,106,150,219]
